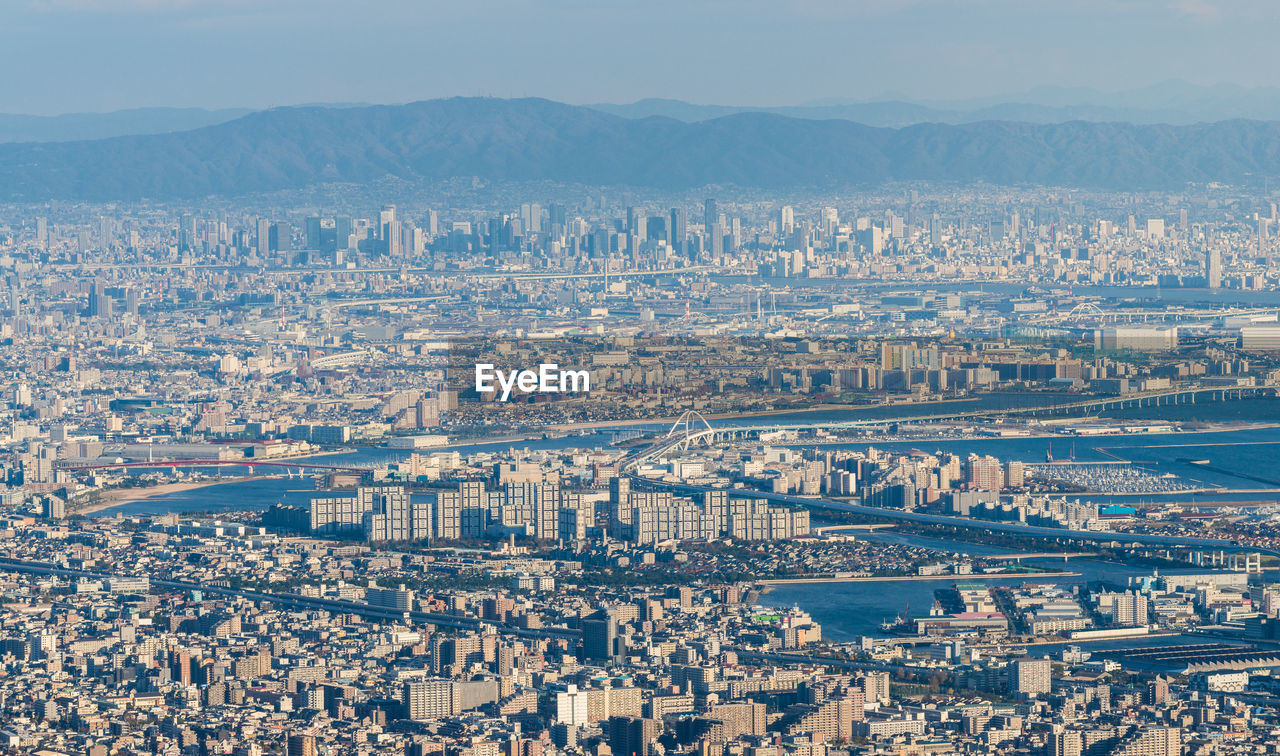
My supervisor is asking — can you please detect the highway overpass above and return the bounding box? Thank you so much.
[634,478,1280,560]
[622,386,1274,471]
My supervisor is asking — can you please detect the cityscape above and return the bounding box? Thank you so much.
[6,2,1280,755]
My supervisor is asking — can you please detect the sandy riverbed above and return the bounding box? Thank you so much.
[73,476,275,515]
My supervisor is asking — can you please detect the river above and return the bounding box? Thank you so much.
[87,430,624,518]
[757,530,1250,642]
[89,402,1280,517]
[713,276,1280,308]
[783,423,1280,503]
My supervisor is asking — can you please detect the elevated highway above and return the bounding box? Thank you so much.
[623,386,1274,471]
[57,459,368,474]
[720,385,1273,432]
[633,477,1280,560]
[1025,304,1280,327]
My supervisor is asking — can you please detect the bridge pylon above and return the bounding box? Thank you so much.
[665,410,713,451]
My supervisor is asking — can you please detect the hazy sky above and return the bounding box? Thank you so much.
[3,0,1277,114]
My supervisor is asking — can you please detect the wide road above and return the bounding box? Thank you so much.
[637,478,1280,559]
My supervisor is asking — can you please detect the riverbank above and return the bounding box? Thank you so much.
[757,570,1082,592]
[322,429,612,458]
[74,476,277,515]
[552,397,993,431]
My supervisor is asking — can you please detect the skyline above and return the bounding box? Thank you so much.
[4,79,1280,118]
[3,4,1280,755]
[4,0,1280,115]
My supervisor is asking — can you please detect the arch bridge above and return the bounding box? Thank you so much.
[622,386,1273,468]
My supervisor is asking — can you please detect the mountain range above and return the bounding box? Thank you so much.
[3,97,1280,201]
[591,82,1280,127]
[0,107,252,144]
[10,82,1280,145]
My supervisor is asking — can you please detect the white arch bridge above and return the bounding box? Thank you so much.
[621,385,1275,471]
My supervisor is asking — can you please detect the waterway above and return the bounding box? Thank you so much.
[783,424,1280,504]
[757,530,1250,642]
[87,431,624,518]
[715,277,1280,308]
[88,402,1280,645]
[89,402,1280,517]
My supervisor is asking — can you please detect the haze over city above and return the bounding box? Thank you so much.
[2,2,1280,756]
[4,0,1280,114]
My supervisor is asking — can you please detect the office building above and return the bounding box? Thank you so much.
[582,609,620,664]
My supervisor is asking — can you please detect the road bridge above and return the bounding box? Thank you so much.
[986,552,1098,561]
[623,386,1274,470]
[62,263,747,279]
[58,459,368,473]
[736,386,1273,430]
[813,524,898,534]
[1027,305,1280,327]
[633,477,1280,560]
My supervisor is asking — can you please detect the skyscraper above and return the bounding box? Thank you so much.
[534,482,560,540]
[702,198,718,233]
[380,205,400,256]
[335,216,353,250]
[709,222,724,259]
[821,206,839,237]
[582,609,620,663]
[435,481,487,540]
[1206,248,1222,289]
[626,206,642,236]
[87,279,109,318]
[609,477,631,534]
[305,217,323,251]
[645,215,668,244]
[256,218,271,253]
[522,202,542,233]
[435,488,461,540]
[669,208,687,254]
[270,222,292,252]
[558,493,592,540]
[178,213,196,251]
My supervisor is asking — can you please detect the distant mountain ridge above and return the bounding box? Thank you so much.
[0,107,253,143]
[591,82,1280,126]
[2,97,1280,201]
[590,97,1218,128]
